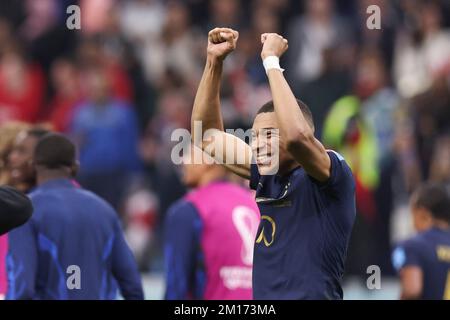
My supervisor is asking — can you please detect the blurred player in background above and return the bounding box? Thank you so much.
[0,122,34,299]
[392,183,450,300]
[7,134,143,300]
[164,145,260,300]
[191,28,356,299]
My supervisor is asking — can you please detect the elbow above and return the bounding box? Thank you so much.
[285,128,315,153]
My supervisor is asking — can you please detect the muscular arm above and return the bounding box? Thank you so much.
[191,28,252,179]
[262,34,331,182]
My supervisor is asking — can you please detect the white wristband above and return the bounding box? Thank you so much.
[263,56,284,74]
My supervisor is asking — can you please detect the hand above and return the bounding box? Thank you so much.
[260,33,288,60]
[207,27,239,61]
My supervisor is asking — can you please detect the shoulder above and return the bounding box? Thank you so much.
[166,199,199,223]
[392,234,429,271]
[165,199,202,237]
[312,150,354,192]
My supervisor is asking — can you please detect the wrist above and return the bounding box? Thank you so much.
[261,51,278,60]
[206,55,224,68]
[262,55,284,74]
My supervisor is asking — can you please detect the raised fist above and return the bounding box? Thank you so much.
[207,27,239,61]
[260,33,288,60]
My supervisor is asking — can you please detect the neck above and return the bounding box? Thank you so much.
[197,167,226,187]
[433,219,450,230]
[278,160,301,177]
[37,170,71,186]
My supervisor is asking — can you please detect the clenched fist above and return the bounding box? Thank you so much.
[207,27,239,61]
[260,33,288,60]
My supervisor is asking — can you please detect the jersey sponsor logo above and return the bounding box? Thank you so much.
[255,215,276,247]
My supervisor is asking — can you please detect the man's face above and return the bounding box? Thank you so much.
[251,112,293,175]
[8,132,38,186]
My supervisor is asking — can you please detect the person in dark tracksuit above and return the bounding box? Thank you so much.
[0,186,32,236]
[7,133,143,300]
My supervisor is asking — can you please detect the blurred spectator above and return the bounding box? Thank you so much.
[394,1,450,98]
[70,67,142,209]
[0,121,30,300]
[80,0,116,35]
[0,122,30,186]
[77,36,134,103]
[286,0,354,84]
[410,75,450,181]
[297,47,352,138]
[355,0,398,70]
[47,58,82,132]
[207,0,244,31]
[0,47,45,123]
[19,0,77,76]
[323,48,400,276]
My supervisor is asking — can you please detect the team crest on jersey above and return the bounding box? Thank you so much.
[256,215,276,247]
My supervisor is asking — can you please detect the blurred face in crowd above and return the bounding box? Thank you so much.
[8,131,39,189]
[165,1,190,33]
[253,7,280,35]
[0,50,27,94]
[306,0,333,19]
[355,52,386,99]
[51,59,78,96]
[86,69,111,105]
[211,0,238,24]
[421,3,441,34]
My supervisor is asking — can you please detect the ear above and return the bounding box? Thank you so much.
[71,161,80,177]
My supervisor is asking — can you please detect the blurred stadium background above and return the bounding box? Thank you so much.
[0,0,449,299]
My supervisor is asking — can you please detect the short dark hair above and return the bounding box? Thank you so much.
[412,183,450,223]
[26,128,50,140]
[256,99,315,130]
[34,133,76,169]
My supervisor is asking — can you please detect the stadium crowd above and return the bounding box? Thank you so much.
[0,0,449,297]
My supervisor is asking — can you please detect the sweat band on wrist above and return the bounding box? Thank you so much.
[263,56,285,74]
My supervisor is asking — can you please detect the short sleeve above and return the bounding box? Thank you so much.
[392,241,422,272]
[315,151,355,194]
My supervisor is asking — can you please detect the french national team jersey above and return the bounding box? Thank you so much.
[6,178,143,300]
[250,151,356,300]
[392,227,450,300]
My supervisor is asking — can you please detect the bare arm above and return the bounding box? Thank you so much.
[191,28,252,179]
[399,266,423,300]
[261,33,331,182]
